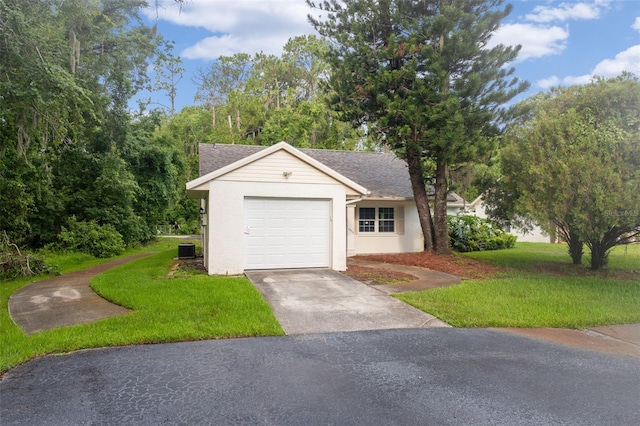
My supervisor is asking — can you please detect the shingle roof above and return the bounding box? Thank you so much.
[198,143,458,200]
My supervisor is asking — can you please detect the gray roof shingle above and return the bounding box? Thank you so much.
[198,143,459,201]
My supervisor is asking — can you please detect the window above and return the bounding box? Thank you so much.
[358,207,375,232]
[358,207,400,233]
[378,207,395,232]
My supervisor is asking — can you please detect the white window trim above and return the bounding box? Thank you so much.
[356,206,404,235]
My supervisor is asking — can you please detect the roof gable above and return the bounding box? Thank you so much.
[188,142,368,195]
[192,142,462,202]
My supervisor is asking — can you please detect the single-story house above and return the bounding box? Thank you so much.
[187,142,464,275]
[465,196,554,243]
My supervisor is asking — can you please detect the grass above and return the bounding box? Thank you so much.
[395,243,640,329]
[0,240,283,374]
[2,240,638,372]
[465,242,640,271]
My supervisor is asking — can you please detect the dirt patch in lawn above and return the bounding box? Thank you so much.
[352,252,507,280]
[348,252,638,282]
[169,257,207,277]
[343,264,418,285]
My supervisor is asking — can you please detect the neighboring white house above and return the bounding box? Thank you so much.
[186,142,467,275]
[465,196,553,243]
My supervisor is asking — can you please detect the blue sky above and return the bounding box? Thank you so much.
[141,1,640,112]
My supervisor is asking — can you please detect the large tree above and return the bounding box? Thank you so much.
[153,40,185,115]
[307,0,528,253]
[191,36,361,149]
[0,0,175,248]
[497,74,640,270]
[194,53,252,129]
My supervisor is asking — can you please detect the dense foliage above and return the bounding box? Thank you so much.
[448,215,516,252]
[0,233,56,281]
[486,74,640,269]
[190,35,362,150]
[307,0,528,254]
[0,0,185,254]
[49,217,125,258]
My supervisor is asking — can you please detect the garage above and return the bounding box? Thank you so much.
[187,142,368,275]
[244,198,331,270]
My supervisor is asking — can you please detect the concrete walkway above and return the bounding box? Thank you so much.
[499,324,640,359]
[7,254,639,359]
[245,268,450,334]
[347,258,461,293]
[9,254,150,334]
[346,258,640,359]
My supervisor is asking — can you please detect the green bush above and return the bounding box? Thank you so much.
[0,233,57,281]
[448,215,516,252]
[52,217,125,258]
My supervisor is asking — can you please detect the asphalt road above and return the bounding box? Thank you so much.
[2,328,639,425]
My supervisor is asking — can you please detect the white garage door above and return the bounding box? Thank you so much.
[244,198,331,270]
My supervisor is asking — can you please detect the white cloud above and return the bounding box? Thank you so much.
[525,1,610,23]
[490,23,569,61]
[182,33,293,59]
[148,0,313,60]
[493,1,615,64]
[536,76,560,89]
[632,17,640,32]
[537,74,592,89]
[539,45,640,90]
[592,45,640,76]
[562,74,593,86]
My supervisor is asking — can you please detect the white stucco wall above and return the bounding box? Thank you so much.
[352,200,423,255]
[469,199,552,244]
[196,149,367,275]
[206,180,349,275]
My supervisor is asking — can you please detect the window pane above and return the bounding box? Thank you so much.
[379,207,394,232]
[358,208,375,232]
[378,208,394,220]
[359,220,375,232]
[358,207,376,232]
[359,207,375,219]
[379,220,394,232]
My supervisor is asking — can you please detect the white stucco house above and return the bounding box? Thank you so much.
[187,142,464,275]
[465,196,554,243]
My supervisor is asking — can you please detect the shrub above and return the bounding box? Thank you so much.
[448,215,516,252]
[53,217,125,258]
[1,233,57,281]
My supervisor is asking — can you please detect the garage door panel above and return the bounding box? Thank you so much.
[266,254,286,264]
[244,198,331,270]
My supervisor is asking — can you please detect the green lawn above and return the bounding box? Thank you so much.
[3,241,638,374]
[465,242,640,271]
[396,243,640,329]
[0,241,283,374]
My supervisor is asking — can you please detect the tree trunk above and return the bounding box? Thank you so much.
[567,228,584,265]
[588,240,609,270]
[433,160,451,255]
[406,143,434,251]
[587,227,622,270]
[556,222,583,265]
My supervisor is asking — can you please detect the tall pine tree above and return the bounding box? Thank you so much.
[308,0,528,253]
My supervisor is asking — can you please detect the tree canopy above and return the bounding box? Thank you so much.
[191,35,361,149]
[0,0,185,251]
[307,0,528,253]
[494,73,640,269]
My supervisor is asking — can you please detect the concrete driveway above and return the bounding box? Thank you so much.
[245,268,449,334]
